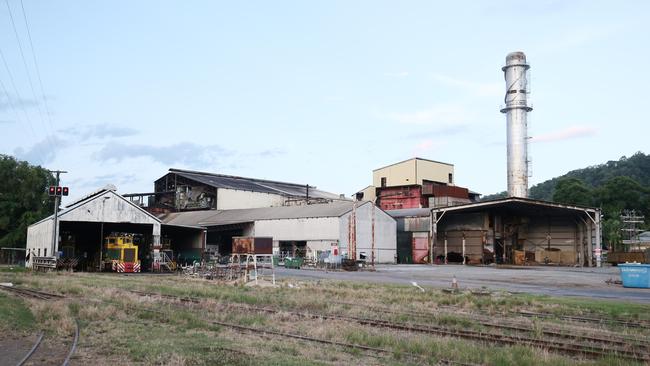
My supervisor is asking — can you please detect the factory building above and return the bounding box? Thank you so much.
[127,168,344,213]
[387,208,431,264]
[25,185,205,270]
[357,158,479,211]
[431,197,602,267]
[160,201,397,263]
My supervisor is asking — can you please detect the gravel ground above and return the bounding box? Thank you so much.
[275,264,650,303]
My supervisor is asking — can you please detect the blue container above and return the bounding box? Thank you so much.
[619,264,650,289]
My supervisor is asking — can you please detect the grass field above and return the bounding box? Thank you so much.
[1,270,649,365]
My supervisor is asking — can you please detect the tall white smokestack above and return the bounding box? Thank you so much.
[501,51,532,198]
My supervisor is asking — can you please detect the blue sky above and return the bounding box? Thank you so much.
[1,0,648,203]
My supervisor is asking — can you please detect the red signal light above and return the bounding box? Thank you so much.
[48,186,56,196]
[56,186,63,196]
[62,187,69,196]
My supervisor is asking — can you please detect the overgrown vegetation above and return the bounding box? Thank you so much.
[1,272,648,365]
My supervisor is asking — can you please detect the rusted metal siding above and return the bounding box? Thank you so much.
[232,236,273,254]
[412,232,429,263]
[376,186,425,210]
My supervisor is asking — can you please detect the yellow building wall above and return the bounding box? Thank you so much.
[373,158,454,187]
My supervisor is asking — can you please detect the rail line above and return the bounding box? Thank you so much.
[0,284,65,300]
[131,290,650,363]
[15,332,44,366]
[328,300,650,348]
[124,300,474,366]
[61,319,79,366]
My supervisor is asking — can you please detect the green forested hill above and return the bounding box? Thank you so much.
[528,152,650,201]
[482,152,650,201]
[480,152,650,247]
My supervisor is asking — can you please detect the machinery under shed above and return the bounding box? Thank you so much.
[431,197,603,267]
[25,185,205,272]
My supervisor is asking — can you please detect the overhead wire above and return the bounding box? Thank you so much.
[0,47,45,165]
[3,0,57,156]
[18,0,56,134]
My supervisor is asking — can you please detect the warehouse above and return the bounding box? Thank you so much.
[431,197,603,267]
[160,201,397,263]
[25,185,205,271]
[129,168,344,212]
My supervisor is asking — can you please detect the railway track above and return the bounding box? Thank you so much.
[124,300,474,366]
[131,290,650,363]
[329,300,650,349]
[0,285,78,366]
[0,284,65,300]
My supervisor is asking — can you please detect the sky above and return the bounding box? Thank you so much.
[1,0,649,204]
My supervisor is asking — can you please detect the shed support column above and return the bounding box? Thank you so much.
[578,221,584,267]
[444,235,448,264]
[586,217,594,267]
[595,210,602,268]
[430,211,437,265]
[462,234,466,265]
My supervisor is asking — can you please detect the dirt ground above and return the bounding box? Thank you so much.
[275,264,650,303]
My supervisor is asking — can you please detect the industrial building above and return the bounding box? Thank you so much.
[160,200,397,263]
[431,197,602,266]
[25,185,205,270]
[387,208,431,264]
[357,157,479,210]
[126,168,344,212]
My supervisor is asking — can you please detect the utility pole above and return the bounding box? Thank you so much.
[48,170,67,258]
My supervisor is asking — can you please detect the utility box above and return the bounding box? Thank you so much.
[232,237,273,255]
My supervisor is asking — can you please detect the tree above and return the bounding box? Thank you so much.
[0,155,53,248]
[552,177,593,207]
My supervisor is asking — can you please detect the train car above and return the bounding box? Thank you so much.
[104,235,140,273]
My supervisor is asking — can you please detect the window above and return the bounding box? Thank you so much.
[448,173,453,184]
[380,177,387,187]
[44,248,47,257]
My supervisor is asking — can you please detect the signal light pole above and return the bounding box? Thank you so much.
[48,170,67,258]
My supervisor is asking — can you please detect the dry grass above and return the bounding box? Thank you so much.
[0,270,648,365]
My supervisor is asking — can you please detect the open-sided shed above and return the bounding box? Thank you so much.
[431,197,602,267]
[26,185,204,270]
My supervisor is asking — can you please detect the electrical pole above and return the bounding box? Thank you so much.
[48,170,67,258]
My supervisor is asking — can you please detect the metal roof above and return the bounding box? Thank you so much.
[160,201,375,227]
[373,157,453,171]
[166,169,343,200]
[386,208,431,218]
[431,197,599,216]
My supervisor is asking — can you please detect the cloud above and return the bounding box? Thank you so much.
[60,124,139,140]
[383,71,409,77]
[71,173,138,189]
[0,94,39,112]
[428,73,502,97]
[93,142,233,166]
[13,135,68,164]
[531,125,597,143]
[411,139,446,157]
[404,124,469,139]
[386,104,474,125]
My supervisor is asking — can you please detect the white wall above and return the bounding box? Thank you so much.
[216,189,286,210]
[26,219,54,264]
[252,217,340,241]
[339,203,397,263]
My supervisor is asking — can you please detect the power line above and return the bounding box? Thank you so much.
[0,72,45,165]
[3,0,57,154]
[0,47,46,165]
[18,0,56,134]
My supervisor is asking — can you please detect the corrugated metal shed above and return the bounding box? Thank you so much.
[168,169,342,200]
[160,201,371,226]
